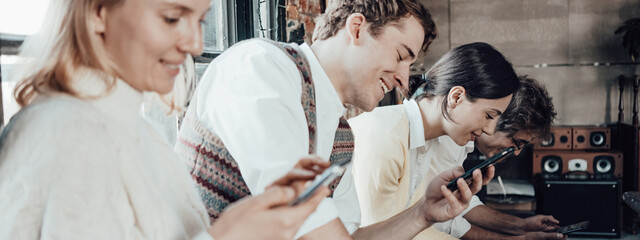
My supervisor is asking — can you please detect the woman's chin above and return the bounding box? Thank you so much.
[454,137,471,146]
[148,78,176,95]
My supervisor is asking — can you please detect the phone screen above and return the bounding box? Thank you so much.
[289,160,350,206]
[446,146,515,191]
[556,221,589,234]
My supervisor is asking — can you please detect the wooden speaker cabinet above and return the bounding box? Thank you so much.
[572,126,611,150]
[532,150,623,179]
[534,127,572,150]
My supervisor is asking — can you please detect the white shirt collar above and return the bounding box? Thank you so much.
[300,43,346,115]
[463,139,475,153]
[404,99,426,149]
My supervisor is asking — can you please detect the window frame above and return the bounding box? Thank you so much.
[196,0,256,63]
[0,34,26,128]
[0,0,273,127]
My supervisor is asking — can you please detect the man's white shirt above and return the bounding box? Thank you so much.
[193,40,360,237]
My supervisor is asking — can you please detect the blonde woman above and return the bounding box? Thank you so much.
[0,0,328,239]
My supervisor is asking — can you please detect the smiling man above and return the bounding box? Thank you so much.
[175,0,493,239]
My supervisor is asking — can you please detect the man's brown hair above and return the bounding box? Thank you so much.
[312,0,437,54]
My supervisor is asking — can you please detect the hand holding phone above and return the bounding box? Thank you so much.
[446,147,515,191]
[289,160,350,206]
[420,166,489,223]
[555,221,589,234]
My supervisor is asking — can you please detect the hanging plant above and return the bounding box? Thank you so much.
[615,18,640,62]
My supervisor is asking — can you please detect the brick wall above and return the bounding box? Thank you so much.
[285,0,324,44]
[284,0,367,118]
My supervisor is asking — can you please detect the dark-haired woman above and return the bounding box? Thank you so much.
[349,42,519,239]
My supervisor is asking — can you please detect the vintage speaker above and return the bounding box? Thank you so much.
[537,178,622,238]
[535,127,572,150]
[572,127,611,150]
[532,150,623,179]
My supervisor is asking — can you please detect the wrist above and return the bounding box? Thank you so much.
[512,219,527,235]
[414,198,432,229]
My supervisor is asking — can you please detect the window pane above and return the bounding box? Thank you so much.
[0,0,49,35]
[202,0,227,52]
[255,0,270,39]
[1,55,20,125]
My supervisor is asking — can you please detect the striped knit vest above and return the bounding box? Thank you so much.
[175,40,354,223]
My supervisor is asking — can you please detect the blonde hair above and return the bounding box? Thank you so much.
[12,0,123,107]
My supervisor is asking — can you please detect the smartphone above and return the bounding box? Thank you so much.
[289,160,350,206]
[446,146,515,191]
[556,221,589,234]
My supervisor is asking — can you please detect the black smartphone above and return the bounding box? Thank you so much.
[556,221,589,234]
[289,159,351,206]
[446,146,515,191]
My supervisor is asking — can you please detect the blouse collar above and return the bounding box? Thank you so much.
[404,99,426,150]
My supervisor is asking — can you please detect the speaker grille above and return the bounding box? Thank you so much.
[594,156,615,178]
[541,133,555,147]
[590,131,606,147]
[542,155,562,175]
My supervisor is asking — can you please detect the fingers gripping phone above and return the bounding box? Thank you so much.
[289,159,351,206]
[556,221,589,234]
[446,146,515,191]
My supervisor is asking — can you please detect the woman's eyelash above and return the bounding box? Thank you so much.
[164,17,179,24]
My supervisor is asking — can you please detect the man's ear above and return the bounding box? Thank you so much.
[446,86,467,108]
[345,13,367,45]
[92,5,108,34]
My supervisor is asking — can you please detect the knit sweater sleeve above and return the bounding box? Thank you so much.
[0,100,143,239]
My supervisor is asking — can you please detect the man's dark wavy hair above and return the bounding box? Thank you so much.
[496,76,557,139]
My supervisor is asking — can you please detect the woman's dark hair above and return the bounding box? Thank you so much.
[409,42,519,121]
